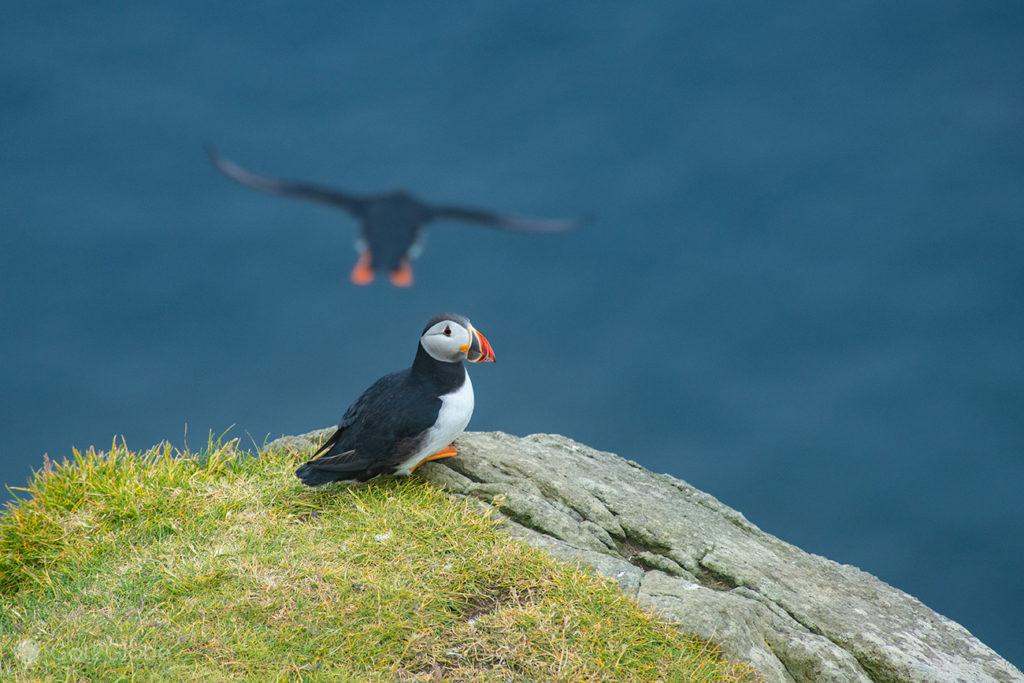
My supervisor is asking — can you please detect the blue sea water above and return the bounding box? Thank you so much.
[1,1,1022,666]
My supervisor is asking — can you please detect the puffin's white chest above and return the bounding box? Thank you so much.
[397,372,475,474]
[433,371,475,440]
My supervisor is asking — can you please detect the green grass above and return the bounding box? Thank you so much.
[0,436,754,681]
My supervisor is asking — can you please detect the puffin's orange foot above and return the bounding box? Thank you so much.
[350,251,374,285]
[411,445,457,472]
[389,260,413,287]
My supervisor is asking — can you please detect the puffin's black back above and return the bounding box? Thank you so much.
[295,336,467,485]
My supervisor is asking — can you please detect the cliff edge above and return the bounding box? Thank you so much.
[271,430,1022,683]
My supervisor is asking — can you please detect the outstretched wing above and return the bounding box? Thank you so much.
[206,146,368,217]
[426,203,584,232]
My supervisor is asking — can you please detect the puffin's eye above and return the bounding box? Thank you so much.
[443,326,452,336]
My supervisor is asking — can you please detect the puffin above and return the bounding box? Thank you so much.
[207,147,582,287]
[295,313,496,486]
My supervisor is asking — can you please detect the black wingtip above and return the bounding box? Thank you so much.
[203,143,229,171]
[536,216,587,232]
[552,213,591,231]
[521,212,590,232]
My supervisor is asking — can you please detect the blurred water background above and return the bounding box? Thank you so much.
[2,1,1022,665]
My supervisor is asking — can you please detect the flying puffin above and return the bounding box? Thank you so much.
[295,313,496,486]
[207,147,582,287]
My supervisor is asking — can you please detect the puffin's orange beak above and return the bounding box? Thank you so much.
[466,324,496,363]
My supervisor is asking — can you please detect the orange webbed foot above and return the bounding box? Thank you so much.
[389,260,413,287]
[411,445,458,472]
[350,251,374,285]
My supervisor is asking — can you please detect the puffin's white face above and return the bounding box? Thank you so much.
[420,319,496,364]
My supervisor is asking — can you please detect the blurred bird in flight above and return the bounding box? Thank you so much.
[208,148,583,287]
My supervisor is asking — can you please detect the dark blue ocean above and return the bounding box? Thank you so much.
[2,1,1022,666]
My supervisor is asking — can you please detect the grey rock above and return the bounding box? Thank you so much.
[501,518,645,596]
[639,570,868,682]
[266,430,1023,683]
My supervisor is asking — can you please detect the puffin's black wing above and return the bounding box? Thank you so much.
[426,203,583,232]
[295,370,440,485]
[300,373,380,463]
[207,147,368,217]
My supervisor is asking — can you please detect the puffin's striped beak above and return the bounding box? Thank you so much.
[466,324,496,363]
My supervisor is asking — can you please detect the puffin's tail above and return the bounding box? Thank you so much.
[295,449,364,487]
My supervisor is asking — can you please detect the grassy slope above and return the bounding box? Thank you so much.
[0,438,753,681]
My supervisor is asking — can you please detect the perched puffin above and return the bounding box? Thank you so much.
[207,147,582,287]
[295,314,496,486]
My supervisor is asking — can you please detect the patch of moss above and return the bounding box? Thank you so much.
[0,437,754,681]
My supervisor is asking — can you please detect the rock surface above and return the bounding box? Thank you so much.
[268,430,1023,683]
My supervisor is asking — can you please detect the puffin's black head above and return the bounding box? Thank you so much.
[419,313,496,364]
